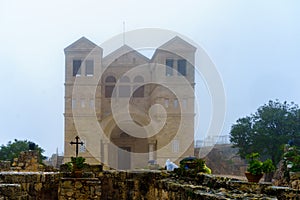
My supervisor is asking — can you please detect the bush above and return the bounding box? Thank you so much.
[246,153,275,175]
[262,159,276,173]
[70,156,86,170]
[175,158,211,177]
[284,146,300,172]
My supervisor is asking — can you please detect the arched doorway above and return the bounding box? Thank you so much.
[109,126,150,170]
[114,132,132,170]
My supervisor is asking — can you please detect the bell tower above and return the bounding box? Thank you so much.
[64,37,103,164]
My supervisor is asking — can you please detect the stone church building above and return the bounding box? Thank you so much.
[64,36,196,169]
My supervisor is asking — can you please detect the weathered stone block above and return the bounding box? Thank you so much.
[66,191,73,196]
[34,183,42,191]
[0,161,10,171]
[62,180,73,189]
[289,172,300,180]
[74,181,82,189]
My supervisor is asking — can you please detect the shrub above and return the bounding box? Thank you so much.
[246,153,275,175]
[70,156,86,170]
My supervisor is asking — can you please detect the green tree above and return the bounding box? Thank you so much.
[0,139,46,163]
[230,100,300,165]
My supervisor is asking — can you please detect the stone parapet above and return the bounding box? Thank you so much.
[58,178,101,199]
[0,172,60,199]
[0,170,299,199]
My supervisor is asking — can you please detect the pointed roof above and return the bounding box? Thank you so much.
[151,36,196,61]
[158,36,197,51]
[64,37,102,53]
[103,44,150,66]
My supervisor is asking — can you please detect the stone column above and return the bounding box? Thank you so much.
[149,143,154,161]
[148,140,157,162]
[103,139,109,169]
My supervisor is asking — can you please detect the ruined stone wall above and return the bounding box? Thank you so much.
[0,172,59,200]
[1,170,300,199]
[0,184,27,200]
[10,150,42,172]
[100,170,162,199]
[0,161,10,172]
[59,178,101,199]
[99,171,300,199]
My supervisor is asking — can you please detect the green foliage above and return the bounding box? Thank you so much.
[175,158,211,176]
[247,152,260,160]
[248,160,263,175]
[262,159,276,173]
[246,153,263,175]
[291,155,300,172]
[70,156,86,170]
[284,149,298,158]
[246,153,275,175]
[230,100,300,165]
[59,162,73,173]
[284,146,300,172]
[0,139,46,163]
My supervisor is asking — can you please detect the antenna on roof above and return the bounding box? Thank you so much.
[123,21,126,45]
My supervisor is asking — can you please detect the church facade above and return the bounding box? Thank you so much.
[64,36,195,169]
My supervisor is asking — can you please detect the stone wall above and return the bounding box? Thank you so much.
[11,150,41,171]
[99,170,300,199]
[0,172,60,200]
[195,144,247,176]
[0,170,300,199]
[0,184,28,200]
[100,170,163,199]
[0,162,10,172]
[59,178,101,199]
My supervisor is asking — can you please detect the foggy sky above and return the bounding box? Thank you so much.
[0,0,299,157]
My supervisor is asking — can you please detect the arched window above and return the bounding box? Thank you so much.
[105,76,116,98]
[119,76,131,97]
[133,76,144,98]
[105,76,116,83]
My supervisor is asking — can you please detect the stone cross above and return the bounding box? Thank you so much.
[70,136,84,157]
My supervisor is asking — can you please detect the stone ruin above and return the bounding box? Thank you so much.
[273,144,300,190]
[10,151,42,172]
[0,150,46,173]
[0,150,300,199]
[1,169,300,199]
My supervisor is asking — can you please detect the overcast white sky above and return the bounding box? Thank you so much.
[0,0,299,157]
